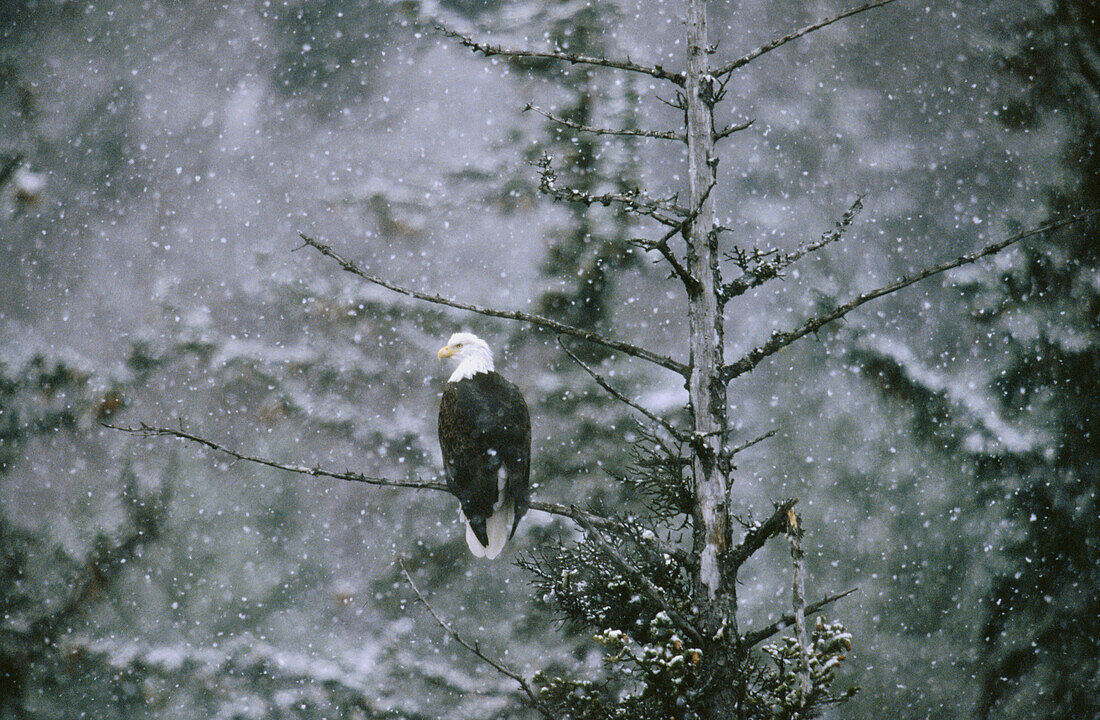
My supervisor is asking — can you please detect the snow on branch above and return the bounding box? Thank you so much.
[726,498,798,573]
[722,214,1095,383]
[850,334,1045,457]
[297,234,690,377]
[524,104,683,142]
[741,588,859,648]
[534,155,688,228]
[714,0,899,77]
[571,510,705,647]
[722,196,864,301]
[439,25,686,86]
[713,118,755,142]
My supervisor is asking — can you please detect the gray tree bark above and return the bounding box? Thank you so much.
[684,1,741,716]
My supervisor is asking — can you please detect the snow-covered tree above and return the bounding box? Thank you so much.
[3,1,1084,719]
[845,2,1099,717]
[974,2,1098,716]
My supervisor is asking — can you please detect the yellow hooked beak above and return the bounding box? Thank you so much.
[437,345,456,360]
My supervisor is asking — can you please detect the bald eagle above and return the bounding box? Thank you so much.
[437,332,531,559]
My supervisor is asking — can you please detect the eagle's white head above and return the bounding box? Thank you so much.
[437,332,495,382]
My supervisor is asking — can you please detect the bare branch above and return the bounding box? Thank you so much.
[715,0,899,76]
[742,588,859,648]
[525,104,682,142]
[439,25,685,86]
[572,508,705,647]
[726,498,798,572]
[107,422,624,538]
[119,422,696,607]
[722,214,1096,382]
[298,234,689,377]
[401,563,559,720]
[542,186,682,226]
[722,196,864,301]
[105,422,446,492]
[528,500,609,529]
[557,339,686,441]
[630,176,718,295]
[629,222,700,294]
[730,428,777,457]
[713,118,755,141]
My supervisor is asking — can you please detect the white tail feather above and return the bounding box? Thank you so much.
[465,522,488,558]
[483,500,515,559]
[462,500,515,560]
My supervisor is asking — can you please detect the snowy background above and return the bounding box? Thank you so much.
[1,1,1091,719]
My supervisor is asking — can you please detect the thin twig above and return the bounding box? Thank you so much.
[557,338,686,442]
[629,222,699,292]
[628,177,715,294]
[715,0,899,76]
[722,213,1096,382]
[742,588,859,648]
[525,104,682,142]
[401,563,558,719]
[439,25,685,86]
[730,429,777,457]
[571,508,705,647]
[298,234,689,377]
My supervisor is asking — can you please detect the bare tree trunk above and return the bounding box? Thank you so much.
[684,1,739,716]
[685,0,728,600]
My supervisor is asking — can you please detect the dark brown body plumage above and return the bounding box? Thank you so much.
[438,370,531,549]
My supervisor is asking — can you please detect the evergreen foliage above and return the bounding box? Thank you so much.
[976,4,1100,715]
[517,419,853,719]
[847,2,1099,717]
[0,352,173,715]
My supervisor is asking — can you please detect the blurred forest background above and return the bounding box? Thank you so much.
[1,0,1096,719]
